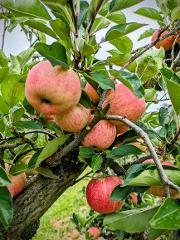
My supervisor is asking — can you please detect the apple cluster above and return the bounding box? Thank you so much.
[25,60,145,150]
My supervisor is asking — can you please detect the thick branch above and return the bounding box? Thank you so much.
[104,115,180,194]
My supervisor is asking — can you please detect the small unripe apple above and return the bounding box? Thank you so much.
[56,104,91,132]
[7,173,26,197]
[151,30,175,51]
[102,84,145,134]
[25,60,81,115]
[85,83,100,102]
[82,116,116,150]
[70,229,80,239]
[86,176,124,214]
[88,227,100,239]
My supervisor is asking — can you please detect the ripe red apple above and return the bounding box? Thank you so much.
[130,192,138,204]
[86,176,124,214]
[102,84,145,134]
[70,229,80,239]
[7,173,26,197]
[88,227,100,239]
[56,104,91,132]
[144,159,175,167]
[85,83,100,102]
[151,30,175,51]
[82,116,116,150]
[25,60,81,115]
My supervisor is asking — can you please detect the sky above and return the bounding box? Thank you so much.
[0,0,159,57]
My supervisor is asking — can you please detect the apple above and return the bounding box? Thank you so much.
[70,229,80,239]
[143,159,175,166]
[56,104,91,132]
[82,116,116,150]
[151,30,175,51]
[25,60,81,115]
[130,192,138,204]
[7,173,26,197]
[147,186,179,198]
[102,83,145,135]
[85,83,99,102]
[88,227,100,239]
[86,176,124,214]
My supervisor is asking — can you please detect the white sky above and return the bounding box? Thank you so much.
[0,0,159,57]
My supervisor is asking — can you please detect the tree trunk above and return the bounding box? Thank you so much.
[0,150,86,240]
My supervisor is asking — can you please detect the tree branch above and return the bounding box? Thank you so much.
[104,115,180,195]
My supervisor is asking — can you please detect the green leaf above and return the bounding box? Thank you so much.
[108,50,131,66]
[35,167,59,179]
[90,17,110,34]
[9,163,28,175]
[0,95,10,114]
[106,144,143,159]
[0,0,51,19]
[104,206,159,232]
[91,155,103,172]
[136,55,158,83]
[13,120,43,130]
[110,69,144,98]
[138,28,155,41]
[161,68,180,115]
[35,42,69,68]
[0,67,9,83]
[144,88,157,101]
[50,19,71,49]
[150,198,180,230]
[10,106,25,122]
[79,146,96,159]
[0,50,8,67]
[171,5,180,21]
[1,74,25,107]
[35,135,69,167]
[107,11,126,24]
[77,1,89,28]
[81,41,96,57]
[24,20,57,39]
[0,187,13,227]
[110,36,133,53]
[111,186,133,200]
[135,7,163,21]
[79,90,91,108]
[90,70,115,90]
[110,0,143,11]
[17,48,35,67]
[106,23,147,41]
[0,167,11,187]
[158,107,171,126]
[124,169,180,186]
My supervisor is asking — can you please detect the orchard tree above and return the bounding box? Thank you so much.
[0,0,180,239]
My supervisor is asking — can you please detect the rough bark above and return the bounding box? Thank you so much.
[0,150,86,240]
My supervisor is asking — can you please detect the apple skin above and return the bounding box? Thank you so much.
[86,176,124,214]
[143,159,175,167]
[85,83,100,102]
[82,116,116,150]
[88,227,100,240]
[102,84,145,134]
[56,104,91,132]
[151,30,175,51]
[70,229,80,239]
[147,186,179,198]
[25,60,81,115]
[130,192,138,204]
[7,173,26,197]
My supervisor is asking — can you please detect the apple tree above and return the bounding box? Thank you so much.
[0,0,180,239]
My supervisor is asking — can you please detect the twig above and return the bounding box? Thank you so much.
[1,10,7,50]
[0,141,28,150]
[69,0,78,35]
[171,34,180,69]
[24,130,56,138]
[104,115,180,195]
[87,0,105,34]
[74,171,93,184]
[123,26,180,69]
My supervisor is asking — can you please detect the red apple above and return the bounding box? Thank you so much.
[25,60,81,115]
[88,227,100,239]
[56,104,91,132]
[102,83,145,134]
[85,83,100,102]
[130,192,138,204]
[151,30,175,51]
[86,176,124,214]
[7,173,26,197]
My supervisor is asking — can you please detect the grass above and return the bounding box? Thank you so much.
[33,171,89,240]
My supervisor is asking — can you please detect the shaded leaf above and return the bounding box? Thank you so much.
[0,167,11,187]
[79,90,91,108]
[13,120,43,130]
[36,167,59,179]
[0,187,13,227]
[79,146,96,159]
